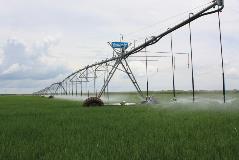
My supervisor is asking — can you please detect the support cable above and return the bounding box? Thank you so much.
[189,13,195,102]
[76,81,78,96]
[217,10,226,103]
[145,38,149,99]
[66,81,68,95]
[170,32,176,99]
[81,80,83,97]
[71,81,73,96]
[106,63,109,101]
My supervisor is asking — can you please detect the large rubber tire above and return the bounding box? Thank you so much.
[83,97,104,107]
[48,95,54,99]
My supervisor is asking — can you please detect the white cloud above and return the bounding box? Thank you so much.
[0,37,70,81]
[1,63,29,75]
[0,48,3,65]
[226,67,239,79]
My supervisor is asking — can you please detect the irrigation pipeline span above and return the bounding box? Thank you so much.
[34,0,225,103]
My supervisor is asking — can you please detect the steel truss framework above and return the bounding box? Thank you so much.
[34,0,224,101]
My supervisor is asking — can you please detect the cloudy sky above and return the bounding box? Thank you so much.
[0,0,238,94]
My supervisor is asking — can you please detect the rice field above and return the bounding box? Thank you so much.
[0,93,239,160]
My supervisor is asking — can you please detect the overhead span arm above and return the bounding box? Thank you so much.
[35,0,224,96]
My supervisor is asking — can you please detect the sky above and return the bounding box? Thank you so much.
[0,0,239,94]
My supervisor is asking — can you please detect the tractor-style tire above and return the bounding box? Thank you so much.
[83,97,104,107]
[48,95,54,99]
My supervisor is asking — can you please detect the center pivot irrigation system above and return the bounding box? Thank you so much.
[34,0,225,106]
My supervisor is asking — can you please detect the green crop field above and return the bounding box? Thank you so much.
[0,93,239,160]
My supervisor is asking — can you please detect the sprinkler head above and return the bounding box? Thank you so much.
[141,96,159,105]
[120,101,126,106]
